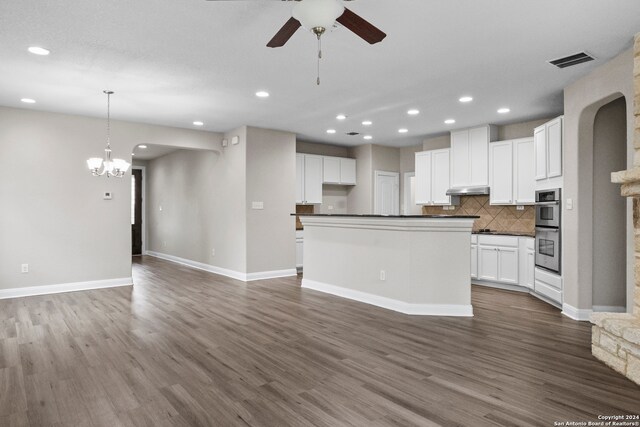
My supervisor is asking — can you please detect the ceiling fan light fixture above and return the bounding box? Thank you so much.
[292,0,345,33]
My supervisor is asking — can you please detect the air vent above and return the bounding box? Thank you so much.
[346,132,360,136]
[548,52,595,69]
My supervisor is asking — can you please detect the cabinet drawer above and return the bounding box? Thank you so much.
[521,237,534,251]
[477,235,518,248]
[471,235,478,244]
[535,267,562,290]
[535,280,562,304]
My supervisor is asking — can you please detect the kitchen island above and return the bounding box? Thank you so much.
[298,214,478,316]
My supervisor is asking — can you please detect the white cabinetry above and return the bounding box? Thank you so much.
[322,156,356,185]
[450,125,497,188]
[518,237,535,290]
[471,235,478,279]
[415,149,456,206]
[296,230,304,269]
[296,154,323,204]
[535,267,562,304]
[534,116,563,182]
[489,138,535,205]
[477,235,519,285]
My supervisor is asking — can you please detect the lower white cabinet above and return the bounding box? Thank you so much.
[535,267,562,304]
[296,230,304,269]
[478,245,499,281]
[471,236,478,279]
[518,237,535,289]
[497,247,518,284]
[474,235,532,286]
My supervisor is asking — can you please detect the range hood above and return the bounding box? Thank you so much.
[446,186,490,196]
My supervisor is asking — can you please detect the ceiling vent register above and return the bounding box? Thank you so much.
[547,51,595,68]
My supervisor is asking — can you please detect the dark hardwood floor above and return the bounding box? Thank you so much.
[0,256,638,426]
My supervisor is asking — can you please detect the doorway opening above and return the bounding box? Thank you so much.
[131,167,145,255]
[592,96,627,312]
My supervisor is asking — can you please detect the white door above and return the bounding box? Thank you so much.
[403,173,423,215]
[303,155,323,204]
[414,151,432,205]
[431,149,451,205]
[489,141,513,205]
[296,154,305,204]
[478,246,498,281]
[513,138,535,204]
[374,171,400,215]
[534,126,547,180]
[497,247,519,284]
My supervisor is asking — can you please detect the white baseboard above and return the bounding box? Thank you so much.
[302,279,473,317]
[0,277,132,300]
[592,305,627,313]
[146,251,296,282]
[472,281,530,293]
[561,303,593,321]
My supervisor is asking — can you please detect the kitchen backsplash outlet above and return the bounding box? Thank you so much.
[422,195,535,234]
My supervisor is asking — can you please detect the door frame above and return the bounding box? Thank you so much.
[374,170,400,215]
[132,165,146,255]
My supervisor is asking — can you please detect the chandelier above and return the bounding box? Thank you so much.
[86,90,130,177]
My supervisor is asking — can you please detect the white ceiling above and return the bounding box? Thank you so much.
[0,0,638,147]
[132,144,179,161]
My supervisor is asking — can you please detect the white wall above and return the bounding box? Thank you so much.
[0,106,220,291]
[563,47,635,312]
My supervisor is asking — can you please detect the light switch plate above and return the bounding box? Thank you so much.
[567,198,573,210]
[231,136,239,145]
[252,201,264,210]
[222,138,228,147]
[516,205,525,211]
[103,192,113,200]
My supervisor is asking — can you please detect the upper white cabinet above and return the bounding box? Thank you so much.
[450,125,497,188]
[296,154,323,204]
[322,156,356,185]
[534,116,563,181]
[489,138,535,205]
[415,149,456,206]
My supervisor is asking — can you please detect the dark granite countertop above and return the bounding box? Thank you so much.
[292,213,480,219]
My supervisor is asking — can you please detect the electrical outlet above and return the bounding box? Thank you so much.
[211,248,216,257]
[567,198,573,210]
[380,270,386,281]
[163,241,167,248]
[516,205,525,211]
[328,205,334,210]
[21,264,29,273]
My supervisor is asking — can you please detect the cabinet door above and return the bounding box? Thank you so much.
[513,138,535,204]
[431,149,451,205]
[415,151,432,205]
[526,249,535,289]
[497,247,519,284]
[303,155,323,204]
[469,126,489,186]
[478,246,498,281]
[450,130,469,188]
[296,154,305,204]
[471,244,478,279]
[323,157,341,184]
[547,117,563,178]
[340,158,356,185]
[489,141,513,205]
[534,126,547,180]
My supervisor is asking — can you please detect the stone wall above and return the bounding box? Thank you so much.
[591,32,640,385]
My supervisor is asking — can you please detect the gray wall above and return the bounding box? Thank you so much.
[297,140,350,157]
[0,106,220,290]
[423,135,450,151]
[564,47,635,312]
[497,118,552,140]
[592,97,628,309]
[347,145,373,214]
[246,127,296,274]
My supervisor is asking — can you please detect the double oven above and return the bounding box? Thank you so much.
[535,189,561,274]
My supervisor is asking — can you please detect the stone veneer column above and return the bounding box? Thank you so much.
[590,33,640,385]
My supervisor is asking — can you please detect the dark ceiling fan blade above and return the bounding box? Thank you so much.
[336,7,386,45]
[267,17,302,48]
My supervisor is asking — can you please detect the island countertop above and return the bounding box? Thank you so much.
[291,213,480,219]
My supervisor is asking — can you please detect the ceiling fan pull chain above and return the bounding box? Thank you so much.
[317,35,322,85]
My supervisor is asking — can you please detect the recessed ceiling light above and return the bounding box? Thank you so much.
[336,114,347,120]
[255,91,270,98]
[326,129,336,134]
[362,120,372,126]
[497,107,511,114]
[193,121,204,126]
[131,153,135,156]
[398,128,409,134]
[363,135,373,140]
[407,109,420,116]
[28,46,50,56]
[138,145,148,149]
[20,98,36,104]
[459,96,473,103]
[444,119,456,124]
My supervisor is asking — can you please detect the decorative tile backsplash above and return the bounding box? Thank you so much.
[423,196,535,234]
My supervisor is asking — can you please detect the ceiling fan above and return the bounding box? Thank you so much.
[206,0,386,84]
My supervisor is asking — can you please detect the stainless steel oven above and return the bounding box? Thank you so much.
[535,227,560,273]
[535,189,561,228]
[535,188,561,274]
